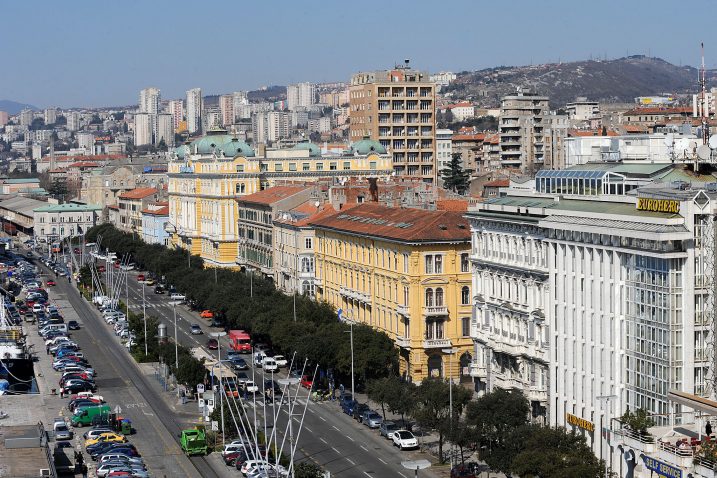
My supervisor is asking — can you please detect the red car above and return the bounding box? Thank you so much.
[46,280,56,287]
[206,339,219,350]
[300,375,313,390]
[113,262,120,269]
[137,274,145,282]
[73,248,80,254]
[97,265,106,272]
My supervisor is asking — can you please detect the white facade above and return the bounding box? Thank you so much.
[186,87,203,134]
[468,181,717,475]
[19,109,34,127]
[156,114,174,147]
[43,108,57,125]
[167,99,184,130]
[133,113,152,146]
[448,103,475,122]
[139,87,161,138]
[273,218,317,297]
[287,82,316,111]
[66,111,80,131]
[33,204,101,242]
[436,129,453,169]
[565,99,600,121]
[77,132,95,153]
[233,91,249,121]
[564,133,699,166]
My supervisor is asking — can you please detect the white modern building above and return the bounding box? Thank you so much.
[287,82,316,111]
[436,129,453,170]
[139,87,161,138]
[19,109,34,127]
[43,108,57,125]
[220,94,234,126]
[33,203,102,242]
[564,133,700,166]
[566,98,600,121]
[66,111,80,131]
[186,87,203,134]
[167,99,184,130]
[77,132,95,153]
[133,113,152,146]
[466,164,717,476]
[233,91,249,121]
[156,114,174,147]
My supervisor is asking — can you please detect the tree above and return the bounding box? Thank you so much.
[48,177,68,200]
[511,425,604,478]
[174,353,207,387]
[440,153,470,194]
[157,138,168,152]
[443,417,477,466]
[413,377,472,463]
[385,378,416,425]
[466,388,530,473]
[620,407,654,437]
[294,462,324,478]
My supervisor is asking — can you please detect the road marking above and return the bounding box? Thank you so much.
[331,446,340,453]
[319,416,326,422]
[305,426,312,432]
[378,458,387,464]
[346,435,355,442]
[332,425,340,431]
[346,457,356,465]
[360,445,368,451]
[364,473,373,478]
[398,474,407,478]
[319,437,328,444]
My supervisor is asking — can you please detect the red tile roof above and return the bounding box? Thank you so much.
[237,185,307,206]
[141,205,169,216]
[452,133,485,142]
[118,187,158,200]
[107,204,119,210]
[67,161,100,168]
[624,125,649,133]
[310,203,470,243]
[483,179,510,188]
[436,199,469,212]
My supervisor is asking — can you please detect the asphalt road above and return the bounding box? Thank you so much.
[114,265,439,478]
[38,263,218,478]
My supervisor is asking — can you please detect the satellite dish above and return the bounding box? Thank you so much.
[688,140,698,151]
[314,201,320,207]
[709,135,717,150]
[697,144,711,160]
[664,134,674,147]
[674,138,689,157]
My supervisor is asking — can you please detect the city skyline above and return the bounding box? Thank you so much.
[2,0,715,108]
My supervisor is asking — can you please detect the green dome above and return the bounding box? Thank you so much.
[174,144,190,159]
[190,134,233,154]
[351,138,386,155]
[292,142,321,157]
[219,138,255,158]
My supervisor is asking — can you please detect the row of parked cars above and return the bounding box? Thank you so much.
[338,394,419,450]
[220,438,289,477]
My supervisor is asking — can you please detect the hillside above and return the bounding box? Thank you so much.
[446,56,717,107]
[0,100,39,115]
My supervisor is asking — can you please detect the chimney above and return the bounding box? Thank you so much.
[368,177,378,202]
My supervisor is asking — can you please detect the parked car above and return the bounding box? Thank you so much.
[352,403,370,421]
[53,420,73,440]
[46,279,56,287]
[272,355,288,368]
[68,320,80,330]
[379,420,399,440]
[200,310,213,319]
[206,338,218,350]
[300,375,313,389]
[153,286,164,294]
[361,410,383,428]
[392,430,419,450]
[190,324,203,335]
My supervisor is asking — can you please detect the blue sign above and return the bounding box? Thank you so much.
[337,308,343,322]
[641,454,682,478]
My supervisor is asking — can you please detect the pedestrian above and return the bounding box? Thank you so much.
[707,421,713,436]
[339,383,345,397]
[59,388,64,399]
[46,345,49,355]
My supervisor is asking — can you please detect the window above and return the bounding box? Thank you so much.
[235,183,246,194]
[330,162,337,170]
[274,163,283,172]
[343,162,351,170]
[289,163,297,171]
[425,255,433,274]
[425,288,434,307]
[461,286,470,304]
[305,237,312,249]
[435,288,444,306]
[435,255,443,273]
[316,163,324,171]
[369,161,377,170]
[236,164,244,172]
[461,317,470,337]
[403,253,409,273]
[403,286,410,306]
[302,163,310,171]
[461,253,469,272]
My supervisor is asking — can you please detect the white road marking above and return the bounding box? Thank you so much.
[319,416,326,422]
[364,473,373,478]
[331,446,340,453]
[378,458,387,464]
[398,473,407,478]
[360,445,368,451]
[319,437,328,444]
[332,425,340,431]
[346,435,355,442]
[305,426,312,432]
[346,458,355,465]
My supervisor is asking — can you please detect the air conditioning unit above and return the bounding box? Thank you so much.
[40,470,51,477]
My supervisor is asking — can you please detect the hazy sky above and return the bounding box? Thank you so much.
[3,0,715,108]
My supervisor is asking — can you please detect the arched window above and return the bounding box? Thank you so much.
[435,288,444,307]
[461,286,470,305]
[425,288,434,307]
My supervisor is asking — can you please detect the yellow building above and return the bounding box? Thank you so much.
[167,127,392,267]
[310,203,474,383]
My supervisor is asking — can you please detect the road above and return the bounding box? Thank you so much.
[38,263,219,478]
[113,265,439,478]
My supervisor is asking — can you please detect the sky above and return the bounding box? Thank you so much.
[3,0,716,108]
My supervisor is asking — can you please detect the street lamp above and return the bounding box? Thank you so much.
[173,303,178,370]
[142,281,147,356]
[596,394,617,478]
[211,331,228,447]
[442,347,458,468]
[341,309,356,401]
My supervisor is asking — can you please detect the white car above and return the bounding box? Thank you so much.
[241,460,269,475]
[273,355,288,368]
[262,357,278,372]
[74,392,103,401]
[244,381,259,394]
[392,430,418,450]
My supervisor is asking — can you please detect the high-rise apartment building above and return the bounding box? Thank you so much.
[44,108,57,125]
[0,111,8,126]
[66,111,80,131]
[267,111,290,142]
[134,113,152,146]
[156,114,174,147]
[233,91,249,121]
[139,87,161,139]
[167,99,184,130]
[286,82,316,111]
[20,109,34,127]
[77,132,95,153]
[220,94,234,126]
[349,63,437,183]
[186,88,203,135]
[499,90,568,172]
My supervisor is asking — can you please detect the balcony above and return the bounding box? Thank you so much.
[423,306,448,317]
[528,386,548,403]
[492,375,525,390]
[469,362,487,378]
[395,335,411,349]
[397,304,409,317]
[423,338,452,349]
[313,277,322,287]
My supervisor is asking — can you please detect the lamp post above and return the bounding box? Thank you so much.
[142,281,147,356]
[341,309,355,401]
[211,331,227,447]
[173,303,178,370]
[596,394,617,478]
[442,347,459,468]
[277,377,301,470]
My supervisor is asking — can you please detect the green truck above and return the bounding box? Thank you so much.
[71,404,111,427]
[181,426,207,456]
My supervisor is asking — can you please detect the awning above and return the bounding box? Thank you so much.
[668,390,717,415]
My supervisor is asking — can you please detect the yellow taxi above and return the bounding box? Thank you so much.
[84,432,127,447]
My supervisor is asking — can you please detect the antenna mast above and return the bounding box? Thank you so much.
[701,42,709,145]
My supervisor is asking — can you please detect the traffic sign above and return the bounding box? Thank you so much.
[114,405,122,415]
[211,420,219,431]
[196,384,205,394]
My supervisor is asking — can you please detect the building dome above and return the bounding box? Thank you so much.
[350,137,386,155]
[219,138,255,158]
[174,144,190,160]
[292,141,321,157]
[190,134,233,154]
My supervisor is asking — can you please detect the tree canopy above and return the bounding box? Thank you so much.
[440,153,470,194]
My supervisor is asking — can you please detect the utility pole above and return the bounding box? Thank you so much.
[173,303,178,370]
[442,347,458,468]
[143,282,147,356]
[343,310,355,400]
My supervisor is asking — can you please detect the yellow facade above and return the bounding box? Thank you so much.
[314,230,474,383]
[168,142,392,267]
